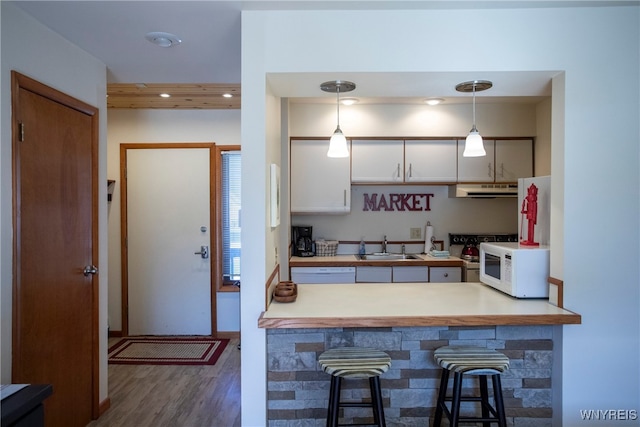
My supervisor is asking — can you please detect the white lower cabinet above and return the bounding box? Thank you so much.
[290,267,356,284]
[392,266,429,283]
[356,266,458,283]
[356,267,392,283]
[429,267,462,283]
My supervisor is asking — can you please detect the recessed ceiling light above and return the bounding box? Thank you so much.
[223,93,233,98]
[340,98,359,106]
[159,93,171,98]
[425,98,444,106]
[145,32,182,48]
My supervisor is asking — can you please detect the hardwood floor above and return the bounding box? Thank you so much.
[88,338,241,427]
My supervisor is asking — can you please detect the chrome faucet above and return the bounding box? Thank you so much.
[382,235,388,254]
[401,244,406,255]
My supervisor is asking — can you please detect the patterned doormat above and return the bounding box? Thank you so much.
[108,337,229,366]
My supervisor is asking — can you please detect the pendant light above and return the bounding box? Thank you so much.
[456,80,492,157]
[321,80,356,158]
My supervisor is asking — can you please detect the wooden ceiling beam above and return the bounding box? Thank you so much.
[106,83,241,109]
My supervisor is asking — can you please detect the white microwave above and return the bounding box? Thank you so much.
[479,242,550,298]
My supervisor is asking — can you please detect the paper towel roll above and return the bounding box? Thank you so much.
[424,224,434,253]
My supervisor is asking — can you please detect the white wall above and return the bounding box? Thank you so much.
[289,102,538,138]
[293,185,518,255]
[242,6,639,426]
[0,2,109,401]
[106,109,241,332]
[536,98,552,176]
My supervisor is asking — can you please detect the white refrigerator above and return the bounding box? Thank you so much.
[518,175,551,246]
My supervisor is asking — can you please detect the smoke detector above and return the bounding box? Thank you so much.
[145,32,182,48]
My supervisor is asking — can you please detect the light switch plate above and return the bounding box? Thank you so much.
[410,228,422,239]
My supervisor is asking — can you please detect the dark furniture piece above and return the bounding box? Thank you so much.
[1,384,53,427]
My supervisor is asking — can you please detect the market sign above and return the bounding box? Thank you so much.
[363,193,434,212]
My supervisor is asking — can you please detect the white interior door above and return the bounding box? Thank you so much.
[127,147,212,335]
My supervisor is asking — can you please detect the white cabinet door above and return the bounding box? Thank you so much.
[495,139,533,182]
[291,139,351,213]
[405,140,457,182]
[457,139,495,182]
[429,267,462,283]
[351,140,404,183]
[392,266,429,282]
[356,266,392,283]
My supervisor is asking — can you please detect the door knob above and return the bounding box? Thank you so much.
[194,245,209,259]
[83,265,98,276]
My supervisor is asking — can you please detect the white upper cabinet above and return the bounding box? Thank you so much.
[351,140,404,183]
[352,139,457,184]
[290,139,351,214]
[495,139,533,182]
[457,139,533,182]
[405,140,457,182]
[457,139,496,182]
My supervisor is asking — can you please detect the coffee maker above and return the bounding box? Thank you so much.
[292,226,314,257]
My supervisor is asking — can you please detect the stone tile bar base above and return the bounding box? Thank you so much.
[267,325,554,427]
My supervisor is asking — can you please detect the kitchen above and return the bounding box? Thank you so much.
[258,91,574,425]
[284,93,549,282]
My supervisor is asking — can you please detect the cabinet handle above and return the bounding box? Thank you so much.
[488,162,493,177]
[444,273,449,278]
[408,163,412,178]
[343,189,347,206]
[397,163,401,178]
[500,163,504,178]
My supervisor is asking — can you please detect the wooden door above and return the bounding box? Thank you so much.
[121,144,216,336]
[11,72,99,426]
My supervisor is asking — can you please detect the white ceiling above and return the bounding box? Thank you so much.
[11,1,243,84]
[11,0,629,105]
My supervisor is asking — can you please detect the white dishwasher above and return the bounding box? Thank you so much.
[290,267,356,284]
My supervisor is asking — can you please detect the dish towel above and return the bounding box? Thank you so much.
[429,250,450,258]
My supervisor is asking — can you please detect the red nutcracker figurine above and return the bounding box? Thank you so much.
[520,183,539,246]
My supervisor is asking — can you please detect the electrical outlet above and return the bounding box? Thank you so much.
[410,228,422,239]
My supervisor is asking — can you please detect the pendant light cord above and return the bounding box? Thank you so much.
[336,85,341,129]
[472,81,477,130]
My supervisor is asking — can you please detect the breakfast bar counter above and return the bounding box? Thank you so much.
[261,282,581,425]
[258,282,581,328]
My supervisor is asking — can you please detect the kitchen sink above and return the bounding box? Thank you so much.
[356,253,421,261]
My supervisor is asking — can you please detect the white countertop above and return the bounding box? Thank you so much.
[259,282,581,328]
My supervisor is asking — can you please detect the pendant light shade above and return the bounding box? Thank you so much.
[327,126,349,157]
[463,128,486,157]
[321,80,356,158]
[456,80,492,157]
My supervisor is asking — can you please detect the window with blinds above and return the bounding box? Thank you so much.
[222,150,241,281]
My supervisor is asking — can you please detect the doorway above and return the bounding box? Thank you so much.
[11,71,99,426]
[120,143,216,336]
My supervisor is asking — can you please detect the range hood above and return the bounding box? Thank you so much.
[449,184,518,198]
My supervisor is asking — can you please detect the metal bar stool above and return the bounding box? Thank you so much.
[433,346,510,427]
[318,347,392,427]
